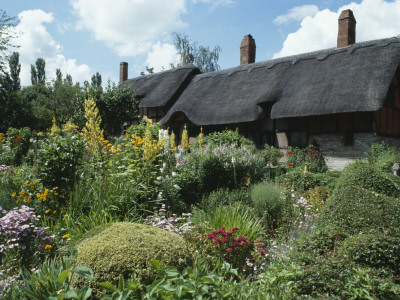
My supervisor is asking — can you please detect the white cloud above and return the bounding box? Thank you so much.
[273,5,319,25]
[11,9,90,86]
[70,0,187,57]
[273,0,400,59]
[192,0,234,7]
[145,42,180,72]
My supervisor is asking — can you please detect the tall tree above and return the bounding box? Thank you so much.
[36,58,46,84]
[173,33,221,73]
[31,58,46,85]
[8,52,20,91]
[0,10,18,74]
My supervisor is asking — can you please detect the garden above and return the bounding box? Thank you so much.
[1,96,400,299]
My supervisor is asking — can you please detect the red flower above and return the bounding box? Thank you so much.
[12,135,22,142]
[287,150,293,155]
[287,163,293,167]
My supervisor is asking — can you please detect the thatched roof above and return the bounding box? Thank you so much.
[121,65,200,109]
[160,37,400,126]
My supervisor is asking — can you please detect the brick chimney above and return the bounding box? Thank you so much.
[240,34,256,65]
[120,62,128,84]
[337,9,356,48]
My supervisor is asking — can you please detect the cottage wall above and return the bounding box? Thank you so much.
[309,133,376,170]
[373,66,400,137]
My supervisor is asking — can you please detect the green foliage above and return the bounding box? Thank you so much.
[250,182,283,229]
[201,188,251,209]
[95,82,140,137]
[126,121,159,140]
[192,128,255,150]
[261,145,283,166]
[335,160,400,198]
[277,168,340,192]
[99,274,142,300]
[366,141,400,173]
[287,145,328,173]
[31,58,46,85]
[191,202,264,244]
[19,257,94,300]
[5,127,34,166]
[0,10,18,74]
[71,222,192,299]
[173,32,221,73]
[337,233,400,273]
[38,133,85,203]
[176,143,265,205]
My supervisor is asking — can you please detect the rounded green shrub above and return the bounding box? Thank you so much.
[337,233,400,273]
[71,222,192,299]
[335,161,400,197]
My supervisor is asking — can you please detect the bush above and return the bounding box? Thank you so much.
[4,127,34,166]
[191,128,255,150]
[287,145,328,173]
[176,144,265,205]
[337,233,400,273]
[37,133,85,202]
[71,222,192,299]
[276,169,340,193]
[250,182,283,228]
[334,160,400,198]
[201,188,251,210]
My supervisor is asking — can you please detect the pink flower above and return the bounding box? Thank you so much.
[227,248,233,253]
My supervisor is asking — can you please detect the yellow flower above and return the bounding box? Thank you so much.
[33,180,38,184]
[11,192,16,197]
[45,244,53,250]
[30,185,35,191]
[36,193,41,198]
[19,190,25,195]
[62,233,70,239]
[52,187,58,190]
[45,209,51,214]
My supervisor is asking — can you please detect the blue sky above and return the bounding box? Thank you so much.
[3,0,400,86]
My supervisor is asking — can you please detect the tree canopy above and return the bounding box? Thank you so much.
[173,33,221,73]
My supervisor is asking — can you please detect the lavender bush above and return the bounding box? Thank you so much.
[0,205,53,270]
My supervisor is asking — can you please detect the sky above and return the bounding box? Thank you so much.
[2,0,400,87]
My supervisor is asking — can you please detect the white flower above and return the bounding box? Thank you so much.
[173,184,181,191]
[171,171,177,177]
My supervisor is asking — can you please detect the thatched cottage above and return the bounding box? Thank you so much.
[120,10,400,170]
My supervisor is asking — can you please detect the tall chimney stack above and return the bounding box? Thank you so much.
[240,34,256,65]
[337,9,356,48]
[120,62,128,84]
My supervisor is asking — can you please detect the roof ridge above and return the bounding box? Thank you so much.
[193,36,400,82]
[126,64,198,82]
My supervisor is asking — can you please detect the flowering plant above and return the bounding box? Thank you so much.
[0,205,54,269]
[145,204,192,235]
[199,226,252,270]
